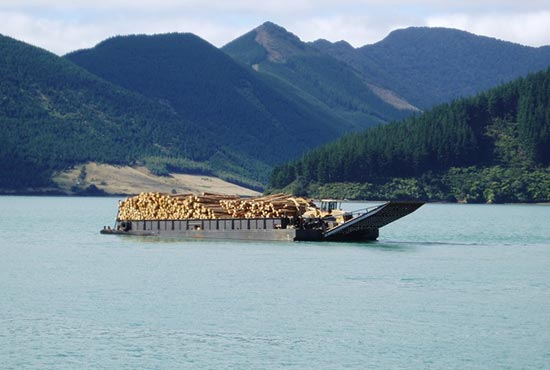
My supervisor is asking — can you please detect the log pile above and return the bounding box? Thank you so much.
[117,192,316,221]
[219,193,314,218]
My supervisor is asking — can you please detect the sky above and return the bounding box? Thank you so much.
[1,0,550,55]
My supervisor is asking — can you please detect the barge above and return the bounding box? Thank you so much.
[101,198,424,242]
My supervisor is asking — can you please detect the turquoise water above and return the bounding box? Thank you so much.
[1,197,549,369]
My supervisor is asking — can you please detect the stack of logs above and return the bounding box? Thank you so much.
[117,192,316,221]
[219,193,315,219]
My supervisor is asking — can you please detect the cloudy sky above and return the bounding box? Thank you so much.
[1,0,550,55]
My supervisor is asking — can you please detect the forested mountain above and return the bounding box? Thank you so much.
[0,32,366,191]
[4,24,550,196]
[270,70,550,203]
[312,27,550,109]
[65,33,355,168]
[223,22,417,128]
[0,34,216,189]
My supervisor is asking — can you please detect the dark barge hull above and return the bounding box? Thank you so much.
[101,218,326,241]
[101,201,423,242]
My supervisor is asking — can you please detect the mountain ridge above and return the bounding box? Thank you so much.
[65,32,356,166]
[313,26,550,108]
[223,22,416,128]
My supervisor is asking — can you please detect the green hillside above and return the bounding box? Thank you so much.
[65,33,354,167]
[1,31,369,192]
[4,25,550,196]
[313,27,550,109]
[269,70,550,203]
[0,34,217,189]
[223,22,416,128]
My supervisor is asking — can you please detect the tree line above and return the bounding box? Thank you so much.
[270,69,550,202]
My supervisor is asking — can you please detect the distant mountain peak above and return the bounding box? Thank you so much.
[222,21,311,64]
[82,32,211,52]
[252,21,308,62]
[255,21,287,33]
[310,39,355,58]
[372,26,529,49]
[312,39,354,50]
[334,40,354,49]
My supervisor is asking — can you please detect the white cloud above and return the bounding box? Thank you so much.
[426,11,550,47]
[1,1,550,54]
[4,0,550,12]
[0,11,251,54]
[0,11,104,54]
[0,0,356,14]
[286,16,415,47]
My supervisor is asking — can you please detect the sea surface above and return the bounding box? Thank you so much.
[1,196,549,369]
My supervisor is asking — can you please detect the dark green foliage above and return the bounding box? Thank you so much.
[517,73,550,165]
[305,182,375,200]
[143,156,212,177]
[300,166,550,203]
[270,70,550,202]
[442,166,550,203]
[314,27,550,109]
[74,184,108,196]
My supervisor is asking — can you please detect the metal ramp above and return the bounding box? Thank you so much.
[323,201,424,241]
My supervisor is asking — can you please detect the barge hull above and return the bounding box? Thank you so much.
[101,218,324,241]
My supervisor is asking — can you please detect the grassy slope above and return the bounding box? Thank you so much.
[54,162,260,196]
